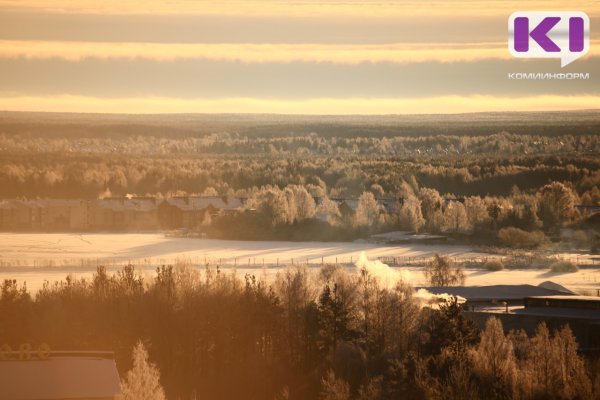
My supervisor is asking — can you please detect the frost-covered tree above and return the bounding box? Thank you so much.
[120,342,166,400]
[250,187,292,225]
[201,186,219,197]
[354,192,380,228]
[419,188,442,220]
[251,185,316,225]
[291,185,316,220]
[283,187,298,222]
[397,195,425,232]
[424,254,465,287]
[537,181,577,231]
[369,184,385,198]
[522,324,592,399]
[419,188,444,232]
[471,317,516,399]
[443,201,469,233]
[464,196,490,232]
[506,194,542,231]
[316,196,341,224]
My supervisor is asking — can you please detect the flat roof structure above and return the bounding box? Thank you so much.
[524,295,600,312]
[0,352,121,400]
[419,284,570,304]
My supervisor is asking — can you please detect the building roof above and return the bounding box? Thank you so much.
[0,356,121,399]
[1,199,86,210]
[336,198,359,211]
[164,196,244,211]
[25,199,85,208]
[419,284,570,302]
[377,198,398,213]
[96,197,158,212]
[371,231,446,242]
[537,280,575,294]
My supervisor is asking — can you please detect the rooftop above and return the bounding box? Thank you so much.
[0,355,121,400]
[420,284,570,302]
[165,196,244,211]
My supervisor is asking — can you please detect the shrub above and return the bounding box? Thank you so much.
[549,261,578,273]
[498,227,546,249]
[483,260,504,271]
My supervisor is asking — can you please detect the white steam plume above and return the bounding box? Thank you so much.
[354,252,466,309]
[413,288,467,309]
[355,251,411,288]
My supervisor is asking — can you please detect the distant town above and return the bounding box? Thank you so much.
[0,196,404,231]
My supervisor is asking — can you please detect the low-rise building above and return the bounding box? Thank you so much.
[158,196,245,229]
[0,199,30,229]
[439,285,600,352]
[26,199,88,230]
[0,351,121,400]
[90,197,160,230]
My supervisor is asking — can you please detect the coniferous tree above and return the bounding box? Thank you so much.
[120,342,166,400]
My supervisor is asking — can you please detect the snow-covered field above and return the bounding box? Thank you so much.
[0,233,492,270]
[0,233,598,294]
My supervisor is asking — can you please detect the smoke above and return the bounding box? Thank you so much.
[354,252,466,309]
[413,288,467,309]
[98,187,112,199]
[355,251,411,288]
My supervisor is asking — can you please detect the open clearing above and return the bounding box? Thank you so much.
[0,233,598,294]
[0,233,487,266]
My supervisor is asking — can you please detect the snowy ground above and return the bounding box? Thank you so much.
[0,233,598,294]
[0,232,493,270]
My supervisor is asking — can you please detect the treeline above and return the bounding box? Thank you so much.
[206,181,594,247]
[1,264,599,399]
[1,152,599,200]
[2,110,600,139]
[1,132,599,157]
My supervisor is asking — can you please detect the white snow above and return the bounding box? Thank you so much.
[0,233,598,295]
[0,233,483,266]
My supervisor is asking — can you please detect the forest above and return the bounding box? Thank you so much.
[1,111,599,201]
[1,111,599,246]
[1,262,599,400]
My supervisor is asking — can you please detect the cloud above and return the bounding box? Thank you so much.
[0,40,518,64]
[1,94,598,114]
[1,40,598,64]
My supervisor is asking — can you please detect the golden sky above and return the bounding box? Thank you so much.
[0,0,599,114]
[2,1,599,17]
[2,95,599,114]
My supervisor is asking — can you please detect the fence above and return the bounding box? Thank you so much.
[0,253,598,270]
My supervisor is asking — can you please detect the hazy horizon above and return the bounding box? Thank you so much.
[1,108,600,118]
[1,0,599,114]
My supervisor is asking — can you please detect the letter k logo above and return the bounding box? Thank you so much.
[514,17,561,52]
